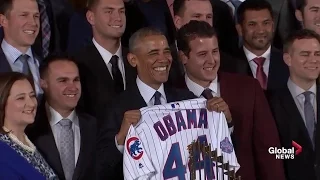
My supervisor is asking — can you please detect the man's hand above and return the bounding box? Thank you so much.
[116,110,141,145]
[206,97,232,123]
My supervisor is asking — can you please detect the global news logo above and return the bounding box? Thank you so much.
[268,141,302,160]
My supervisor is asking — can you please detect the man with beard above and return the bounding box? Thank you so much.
[295,0,320,35]
[236,0,289,91]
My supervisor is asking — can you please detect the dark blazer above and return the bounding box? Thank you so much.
[236,47,289,91]
[26,100,97,180]
[96,83,196,179]
[175,72,286,180]
[73,43,137,123]
[267,85,320,180]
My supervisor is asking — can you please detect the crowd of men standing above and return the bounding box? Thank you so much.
[0,0,319,179]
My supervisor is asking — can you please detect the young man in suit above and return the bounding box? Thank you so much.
[176,20,286,180]
[268,29,320,180]
[0,0,42,96]
[26,54,97,180]
[236,0,289,90]
[96,27,198,179]
[73,0,137,123]
[295,0,320,35]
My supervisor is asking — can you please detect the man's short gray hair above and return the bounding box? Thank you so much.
[129,27,165,53]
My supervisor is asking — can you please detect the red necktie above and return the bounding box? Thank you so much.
[253,57,267,90]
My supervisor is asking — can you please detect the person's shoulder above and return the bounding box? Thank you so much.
[219,72,257,84]
[166,86,197,100]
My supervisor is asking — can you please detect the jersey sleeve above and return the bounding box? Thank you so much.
[123,125,155,180]
[216,112,240,172]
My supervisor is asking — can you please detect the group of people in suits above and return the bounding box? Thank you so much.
[0,0,319,179]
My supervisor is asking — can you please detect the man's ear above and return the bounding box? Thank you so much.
[174,15,182,30]
[86,10,95,26]
[127,53,138,67]
[0,14,8,28]
[295,9,303,22]
[178,50,188,65]
[235,24,243,37]
[283,53,292,67]
[40,79,47,89]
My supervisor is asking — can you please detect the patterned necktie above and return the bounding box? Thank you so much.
[58,119,75,180]
[38,0,51,58]
[303,91,316,148]
[110,55,124,93]
[253,57,267,90]
[154,91,161,105]
[201,88,213,100]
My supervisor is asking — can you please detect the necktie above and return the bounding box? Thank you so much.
[38,0,51,58]
[201,88,213,100]
[110,55,124,93]
[253,57,267,90]
[17,54,31,75]
[154,91,161,105]
[58,119,75,180]
[303,91,316,148]
[230,0,242,10]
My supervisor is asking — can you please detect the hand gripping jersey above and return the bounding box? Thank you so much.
[123,98,240,180]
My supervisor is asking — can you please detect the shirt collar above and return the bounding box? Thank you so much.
[92,38,122,64]
[46,103,79,127]
[243,45,271,62]
[136,77,166,104]
[185,74,218,97]
[287,78,317,98]
[1,40,34,63]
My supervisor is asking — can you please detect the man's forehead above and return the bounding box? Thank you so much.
[184,0,212,12]
[292,38,320,51]
[306,0,320,6]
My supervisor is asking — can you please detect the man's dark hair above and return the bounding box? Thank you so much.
[39,53,79,78]
[0,0,13,15]
[128,27,164,53]
[176,20,217,56]
[173,0,210,16]
[296,0,306,12]
[236,0,273,24]
[283,29,320,53]
[86,0,99,10]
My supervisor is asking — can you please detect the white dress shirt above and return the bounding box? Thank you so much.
[243,45,271,79]
[47,105,81,165]
[287,78,317,124]
[1,40,42,96]
[185,75,234,133]
[92,38,126,89]
[115,77,167,153]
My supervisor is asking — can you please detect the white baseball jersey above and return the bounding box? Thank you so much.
[123,98,240,180]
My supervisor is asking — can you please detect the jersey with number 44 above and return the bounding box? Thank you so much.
[123,98,240,180]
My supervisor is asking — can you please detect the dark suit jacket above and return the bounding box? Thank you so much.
[96,83,196,179]
[236,47,289,91]
[175,72,286,180]
[267,85,320,180]
[73,43,137,123]
[26,100,97,180]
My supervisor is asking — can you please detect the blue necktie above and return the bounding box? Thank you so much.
[17,54,31,75]
[154,91,161,105]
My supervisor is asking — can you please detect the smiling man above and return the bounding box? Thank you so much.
[268,29,320,180]
[295,0,320,35]
[27,54,97,180]
[73,0,137,124]
[236,0,289,91]
[0,0,42,97]
[96,27,196,179]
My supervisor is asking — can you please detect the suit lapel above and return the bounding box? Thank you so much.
[238,48,253,77]
[281,88,314,150]
[0,48,12,73]
[73,114,91,180]
[315,84,320,157]
[33,104,65,178]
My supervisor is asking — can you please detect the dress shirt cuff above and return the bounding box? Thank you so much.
[229,127,234,134]
[115,135,124,154]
